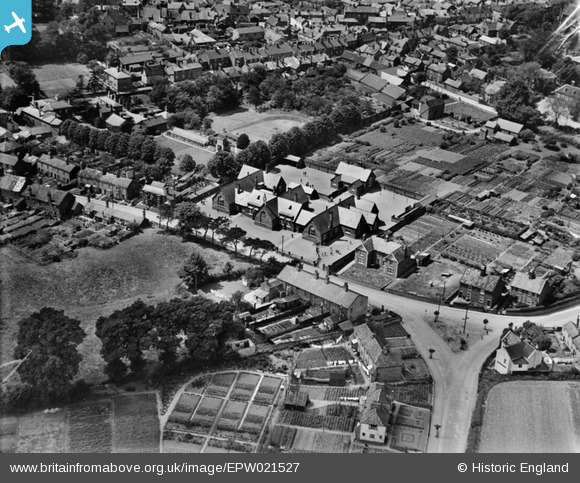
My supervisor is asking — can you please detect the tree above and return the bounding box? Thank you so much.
[14,308,86,402]
[208,151,241,181]
[178,252,210,292]
[493,78,542,129]
[158,203,174,230]
[174,202,203,233]
[236,133,250,150]
[236,141,271,170]
[428,349,435,359]
[446,45,459,64]
[221,226,247,255]
[179,153,196,172]
[208,216,230,244]
[7,62,40,95]
[95,300,154,380]
[545,95,572,125]
[483,318,489,334]
[248,85,262,107]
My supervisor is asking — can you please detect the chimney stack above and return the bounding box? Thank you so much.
[480,264,486,277]
[343,282,349,292]
[325,275,330,284]
[576,315,579,329]
[314,270,319,279]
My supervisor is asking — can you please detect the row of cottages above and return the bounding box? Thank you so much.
[37,154,80,184]
[78,168,140,201]
[561,319,580,357]
[355,236,415,279]
[0,174,78,218]
[494,330,544,375]
[331,161,376,197]
[358,383,393,445]
[458,268,551,308]
[276,265,368,322]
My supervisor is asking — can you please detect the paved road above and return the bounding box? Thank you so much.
[300,265,579,453]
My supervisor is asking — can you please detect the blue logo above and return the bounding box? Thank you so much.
[0,1,32,54]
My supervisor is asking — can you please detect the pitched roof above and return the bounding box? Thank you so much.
[277,265,367,309]
[510,272,548,295]
[460,268,502,292]
[358,236,406,261]
[38,155,78,173]
[335,161,373,183]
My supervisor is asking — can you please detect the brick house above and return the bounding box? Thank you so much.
[458,267,505,309]
[331,161,376,196]
[37,154,79,184]
[509,271,551,307]
[355,236,414,279]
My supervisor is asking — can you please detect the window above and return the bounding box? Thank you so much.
[479,296,484,303]
[370,434,375,439]
[260,211,266,223]
[217,196,224,207]
[361,432,366,437]
[308,225,316,236]
[486,300,491,308]
[387,267,394,275]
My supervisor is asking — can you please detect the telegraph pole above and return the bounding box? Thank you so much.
[463,304,470,334]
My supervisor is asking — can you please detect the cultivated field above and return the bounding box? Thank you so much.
[32,63,90,98]
[211,109,308,142]
[0,393,159,453]
[479,381,580,453]
[163,371,284,453]
[0,230,255,382]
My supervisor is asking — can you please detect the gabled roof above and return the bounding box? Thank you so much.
[335,161,373,183]
[38,154,78,173]
[358,236,406,261]
[460,268,502,292]
[510,272,548,295]
[276,265,366,309]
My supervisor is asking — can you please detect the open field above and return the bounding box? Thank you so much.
[211,109,308,143]
[0,393,159,453]
[478,381,580,453]
[32,63,90,98]
[155,134,215,166]
[0,230,254,382]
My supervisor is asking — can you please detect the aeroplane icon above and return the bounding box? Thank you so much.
[4,12,26,34]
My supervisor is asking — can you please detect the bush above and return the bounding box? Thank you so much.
[520,129,535,143]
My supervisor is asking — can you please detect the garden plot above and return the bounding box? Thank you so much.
[390,383,433,408]
[389,404,430,453]
[206,372,237,397]
[253,377,282,405]
[168,393,200,427]
[189,396,223,431]
[287,428,352,453]
[205,438,253,453]
[217,400,247,431]
[296,348,328,369]
[68,401,114,453]
[479,381,580,453]
[230,372,261,401]
[278,404,357,432]
[324,387,367,402]
[240,403,271,435]
[442,234,505,267]
[495,242,537,271]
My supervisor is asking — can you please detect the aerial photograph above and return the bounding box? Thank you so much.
[1,0,580,456]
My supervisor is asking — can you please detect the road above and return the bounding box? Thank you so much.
[74,195,179,228]
[300,265,579,453]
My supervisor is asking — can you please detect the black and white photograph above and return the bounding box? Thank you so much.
[0,0,579,464]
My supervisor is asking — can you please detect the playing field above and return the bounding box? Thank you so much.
[479,381,580,453]
[155,135,215,167]
[32,63,90,98]
[211,109,308,143]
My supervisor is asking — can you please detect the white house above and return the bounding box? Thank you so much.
[494,330,543,375]
[561,320,580,356]
[358,383,392,445]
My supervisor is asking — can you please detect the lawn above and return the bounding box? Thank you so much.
[155,134,215,166]
[0,229,255,383]
[479,381,580,453]
[211,108,308,143]
[32,63,90,98]
[2,393,159,453]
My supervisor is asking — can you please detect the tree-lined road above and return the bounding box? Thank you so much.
[300,265,579,453]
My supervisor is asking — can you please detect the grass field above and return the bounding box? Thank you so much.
[211,109,308,142]
[155,135,215,167]
[0,393,159,453]
[0,230,254,383]
[32,63,90,98]
[479,381,580,453]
